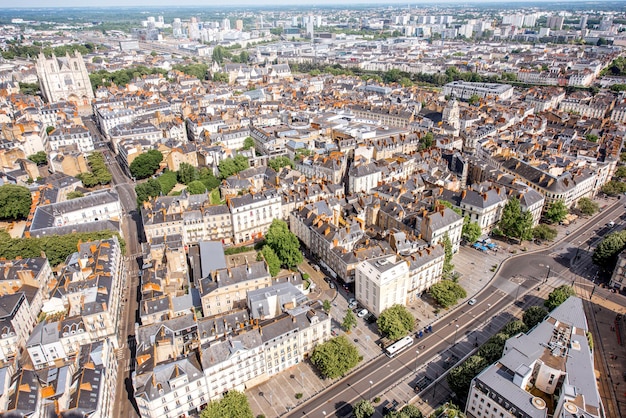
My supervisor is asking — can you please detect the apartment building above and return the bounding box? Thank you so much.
[348,162,382,194]
[228,189,282,244]
[45,124,94,153]
[466,297,602,418]
[443,81,514,101]
[355,255,410,316]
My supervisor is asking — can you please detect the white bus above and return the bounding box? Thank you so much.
[385,336,414,358]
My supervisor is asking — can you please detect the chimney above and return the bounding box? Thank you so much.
[461,190,467,199]
[482,193,487,201]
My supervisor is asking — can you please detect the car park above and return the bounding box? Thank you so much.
[357,309,369,318]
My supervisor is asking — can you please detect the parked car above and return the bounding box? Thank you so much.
[348,301,358,309]
[348,297,356,305]
[357,309,369,318]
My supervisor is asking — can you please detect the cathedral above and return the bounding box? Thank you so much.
[35,51,94,114]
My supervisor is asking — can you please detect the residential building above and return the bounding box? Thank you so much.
[465,297,602,418]
[443,81,514,101]
[355,255,410,316]
[228,189,282,244]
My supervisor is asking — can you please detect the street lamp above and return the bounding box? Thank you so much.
[454,324,459,345]
[415,350,420,372]
[369,380,373,400]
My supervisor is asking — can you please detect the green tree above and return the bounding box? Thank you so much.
[0,185,31,220]
[157,170,178,195]
[218,154,249,179]
[577,197,599,216]
[523,306,549,329]
[199,390,253,418]
[259,245,280,277]
[399,404,422,418]
[198,167,220,191]
[241,137,255,150]
[533,224,557,241]
[86,153,112,185]
[353,399,375,418]
[28,151,47,165]
[468,94,481,105]
[268,156,294,171]
[545,285,575,311]
[593,230,626,269]
[130,150,163,179]
[342,309,357,332]
[498,198,534,241]
[615,166,626,178]
[447,355,488,400]
[442,233,454,276]
[264,219,302,268]
[77,172,99,188]
[429,280,467,308]
[377,304,415,340]
[310,336,361,379]
[462,216,482,243]
[212,45,226,65]
[135,178,162,206]
[544,200,568,224]
[177,162,199,184]
[602,180,626,196]
[66,191,84,200]
[585,133,599,142]
[419,132,434,150]
[212,72,229,83]
[186,180,208,195]
[322,299,331,314]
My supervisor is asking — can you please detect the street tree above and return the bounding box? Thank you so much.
[419,132,434,150]
[0,185,32,220]
[614,166,626,178]
[186,180,207,195]
[322,299,331,314]
[130,149,163,179]
[442,233,454,276]
[200,390,253,418]
[523,306,549,329]
[498,198,534,241]
[399,404,422,418]
[602,180,626,196]
[462,216,482,243]
[198,167,220,191]
[86,152,112,185]
[177,162,199,184]
[353,400,375,418]
[342,310,357,333]
[264,219,302,268]
[593,230,626,269]
[310,335,361,379]
[258,245,280,277]
[533,224,557,241]
[447,355,488,400]
[429,280,467,308]
[377,304,415,340]
[577,197,599,216]
[545,285,575,311]
[544,200,568,224]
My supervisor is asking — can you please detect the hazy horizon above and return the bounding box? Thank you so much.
[0,0,613,8]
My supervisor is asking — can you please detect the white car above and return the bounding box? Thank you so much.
[357,309,369,318]
[468,298,477,306]
[348,301,358,309]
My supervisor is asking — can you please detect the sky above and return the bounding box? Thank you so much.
[0,0,600,7]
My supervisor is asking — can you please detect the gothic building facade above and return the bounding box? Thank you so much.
[35,51,94,113]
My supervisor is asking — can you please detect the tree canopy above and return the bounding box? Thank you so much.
[186,180,208,195]
[353,400,375,418]
[545,285,575,311]
[0,184,32,220]
[544,200,568,224]
[177,162,199,184]
[462,216,482,243]
[218,154,249,179]
[602,180,626,196]
[442,233,454,276]
[577,197,599,216]
[264,219,302,269]
[199,390,253,418]
[157,170,178,195]
[78,152,112,187]
[310,336,361,379]
[135,178,162,206]
[377,304,415,340]
[533,224,557,241]
[258,245,280,276]
[268,156,294,172]
[241,137,255,150]
[130,150,163,179]
[497,198,534,241]
[522,306,548,329]
[28,151,47,165]
[593,230,626,271]
[429,280,467,308]
[342,309,357,332]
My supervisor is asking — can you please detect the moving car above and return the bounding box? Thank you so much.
[468,298,477,305]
